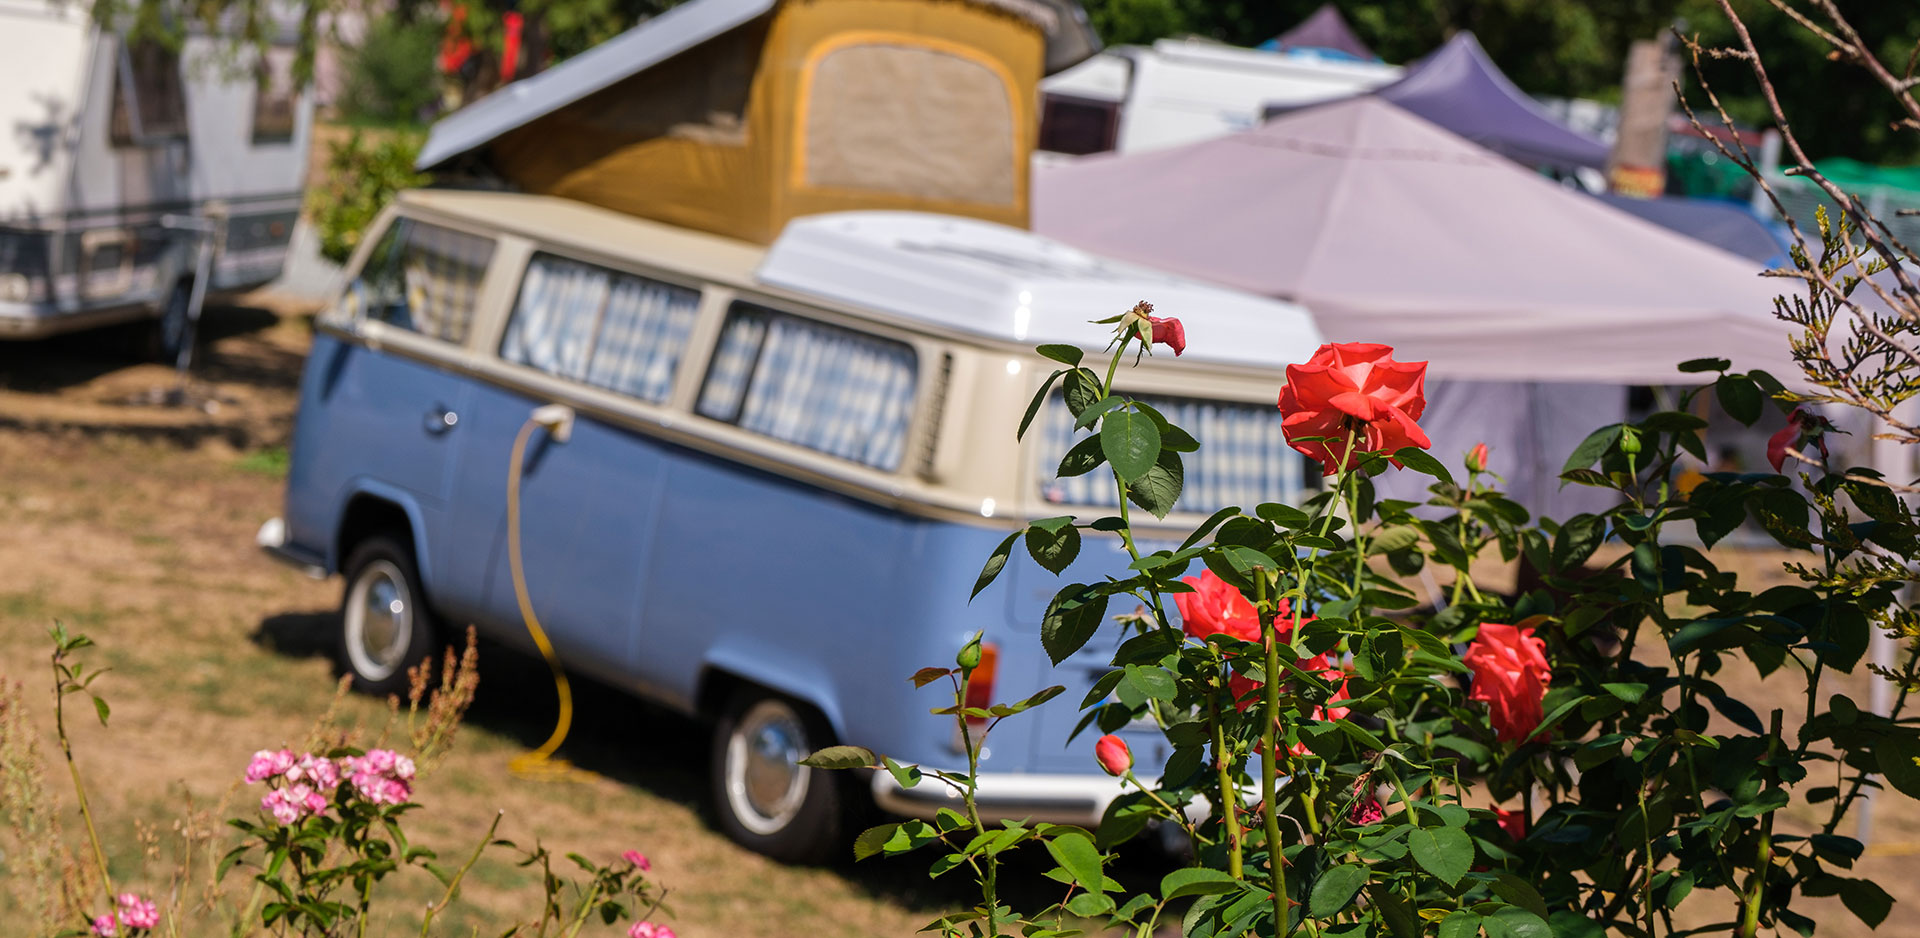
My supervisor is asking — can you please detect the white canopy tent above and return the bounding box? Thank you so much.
[1033,97,1805,518]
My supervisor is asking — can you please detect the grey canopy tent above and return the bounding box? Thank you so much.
[1033,96,1799,518]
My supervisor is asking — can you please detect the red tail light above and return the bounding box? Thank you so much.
[963,643,999,717]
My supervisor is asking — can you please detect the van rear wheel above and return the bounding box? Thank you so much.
[337,535,440,696]
[710,691,842,863]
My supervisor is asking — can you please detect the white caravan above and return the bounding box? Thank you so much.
[1038,38,1400,157]
[0,0,313,356]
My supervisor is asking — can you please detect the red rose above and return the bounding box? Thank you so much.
[1148,315,1186,356]
[1766,406,1830,473]
[1094,734,1132,777]
[1175,570,1267,644]
[1464,623,1551,743]
[1277,343,1431,475]
[1350,799,1385,825]
[1493,806,1527,840]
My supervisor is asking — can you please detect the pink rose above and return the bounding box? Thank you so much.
[116,894,159,931]
[245,749,295,784]
[1464,623,1552,743]
[1174,570,1272,644]
[1278,343,1431,475]
[91,914,117,937]
[1094,734,1132,777]
[622,850,652,871]
[1349,799,1384,825]
[629,924,677,938]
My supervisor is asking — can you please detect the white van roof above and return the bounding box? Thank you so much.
[761,211,1325,370]
[396,190,1324,369]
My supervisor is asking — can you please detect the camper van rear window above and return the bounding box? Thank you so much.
[110,40,188,144]
[349,219,494,345]
[696,303,918,472]
[1037,393,1316,514]
[500,254,702,404]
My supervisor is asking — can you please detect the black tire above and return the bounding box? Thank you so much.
[336,534,441,696]
[709,689,843,863]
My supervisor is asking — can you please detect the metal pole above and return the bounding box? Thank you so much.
[158,214,218,385]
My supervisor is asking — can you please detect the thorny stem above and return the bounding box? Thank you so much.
[420,810,503,937]
[1257,577,1289,938]
[953,667,1000,937]
[52,648,115,910]
[1209,686,1244,880]
[1736,710,1785,938]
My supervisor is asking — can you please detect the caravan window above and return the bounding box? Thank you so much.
[1038,94,1119,156]
[1037,393,1316,514]
[348,219,494,344]
[251,45,299,143]
[697,302,918,471]
[110,40,188,144]
[800,41,1016,206]
[500,253,702,404]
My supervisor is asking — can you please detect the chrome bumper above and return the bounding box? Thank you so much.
[870,768,1137,828]
[256,517,327,579]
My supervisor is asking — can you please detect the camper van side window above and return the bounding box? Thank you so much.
[110,40,189,145]
[500,254,701,404]
[347,219,494,344]
[697,303,918,471]
[1037,392,1317,513]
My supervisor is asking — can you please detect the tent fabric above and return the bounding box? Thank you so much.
[1033,96,1801,387]
[1593,193,1791,267]
[1264,4,1377,62]
[1372,31,1609,171]
[471,0,1047,244]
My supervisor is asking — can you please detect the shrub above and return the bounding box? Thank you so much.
[308,129,427,266]
[336,14,443,128]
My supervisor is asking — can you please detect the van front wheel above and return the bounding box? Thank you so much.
[337,535,440,696]
[710,692,842,863]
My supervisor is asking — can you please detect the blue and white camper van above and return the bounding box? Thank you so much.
[258,188,1324,861]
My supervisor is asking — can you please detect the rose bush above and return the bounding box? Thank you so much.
[805,307,1920,938]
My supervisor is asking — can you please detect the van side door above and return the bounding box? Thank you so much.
[288,217,494,582]
[436,253,706,681]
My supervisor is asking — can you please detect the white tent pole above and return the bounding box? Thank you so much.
[1859,397,1916,845]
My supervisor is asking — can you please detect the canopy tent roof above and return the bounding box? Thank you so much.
[417,0,1100,171]
[1260,4,1377,62]
[1032,97,1800,385]
[1368,31,1609,171]
[1593,194,1791,267]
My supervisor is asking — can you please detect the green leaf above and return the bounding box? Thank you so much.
[972,530,1021,601]
[1392,447,1455,487]
[1716,374,1763,426]
[798,745,875,769]
[1018,369,1067,442]
[1309,864,1368,917]
[1124,665,1177,701]
[1126,449,1184,520]
[1026,523,1082,575]
[1874,732,1920,800]
[1492,874,1550,919]
[1600,682,1647,704]
[1100,407,1162,483]
[1056,435,1107,478]
[854,823,900,861]
[1181,507,1244,550]
[1840,878,1893,928]
[1439,911,1482,938]
[1063,368,1102,416]
[1678,357,1731,373]
[1483,907,1552,938]
[92,695,110,727]
[1037,344,1083,367]
[1074,395,1126,430]
[1065,891,1115,917]
[1368,525,1421,554]
[1749,488,1815,548]
[1161,867,1239,900]
[1408,827,1473,886]
[1041,584,1110,664]
[1562,424,1624,473]
[1043,832,1104,890]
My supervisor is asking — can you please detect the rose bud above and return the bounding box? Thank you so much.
[1095,734,1132,777]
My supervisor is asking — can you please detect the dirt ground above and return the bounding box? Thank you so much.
[0,302,1915,937]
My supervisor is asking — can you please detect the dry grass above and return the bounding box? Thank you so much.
[0,302,1915,937]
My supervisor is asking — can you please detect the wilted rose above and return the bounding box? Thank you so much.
[1767,406,1831,473]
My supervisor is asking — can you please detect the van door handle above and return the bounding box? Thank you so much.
[424,406,459,435]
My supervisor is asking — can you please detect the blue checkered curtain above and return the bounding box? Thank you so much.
[1037,393,1310,513]
[500,255,605,380]
[584,271,701,403]
[697,304,918,471]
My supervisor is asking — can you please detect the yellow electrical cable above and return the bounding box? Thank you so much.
[505,416,585,781]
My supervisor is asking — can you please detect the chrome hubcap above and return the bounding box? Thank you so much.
[726,700,810,836]
[345,560,411,681]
